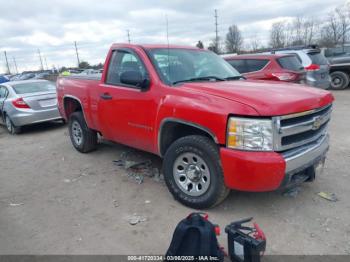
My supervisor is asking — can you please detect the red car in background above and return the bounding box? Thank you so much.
[224,54,306,84]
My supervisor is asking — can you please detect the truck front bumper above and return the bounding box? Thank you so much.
[220,135,329,192]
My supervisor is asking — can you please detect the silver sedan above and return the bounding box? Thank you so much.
[0,80,63,134]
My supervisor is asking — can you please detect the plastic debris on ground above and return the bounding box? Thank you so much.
[63,172,89,183]
[8,203,24,207]
[317,191,338,202]
[128,214,147,225]
[113,150,163,184]
[113,200,119,207]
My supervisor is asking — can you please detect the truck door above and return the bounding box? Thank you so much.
[97,48,157,153]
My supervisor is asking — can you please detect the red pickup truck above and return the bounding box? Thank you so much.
[57,43,334,209]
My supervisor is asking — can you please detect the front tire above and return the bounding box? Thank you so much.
[163,135,230,209]
[68,111,97,153]
[330,71,350,90]
[5,114,21,134]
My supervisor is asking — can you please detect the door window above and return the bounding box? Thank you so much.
[227,59,248,73]
[245,59,269,72]
[106,50,147,88]
[0,86,9,99]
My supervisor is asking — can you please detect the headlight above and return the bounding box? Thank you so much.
[227,117,273,151]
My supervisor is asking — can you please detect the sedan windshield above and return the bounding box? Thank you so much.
[148,48,241,85]
[12,81,56,94]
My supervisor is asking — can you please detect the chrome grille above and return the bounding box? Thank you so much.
[273,104,332,151]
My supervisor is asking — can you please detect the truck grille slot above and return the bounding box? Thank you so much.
[273,104,332,151]
[281,122,328,146]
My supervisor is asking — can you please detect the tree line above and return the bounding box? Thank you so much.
[198,2,350,54]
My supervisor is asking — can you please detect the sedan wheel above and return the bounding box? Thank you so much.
[5,116,12,133]
[5,115,21,134]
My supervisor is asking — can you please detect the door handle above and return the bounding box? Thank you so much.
[100,93,113,100]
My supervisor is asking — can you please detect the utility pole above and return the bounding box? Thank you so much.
[12,57,18,74]
[127,30,131,43]
[74,41,80,68]
[214,9,219,53]
[44,56,48,70]
[37,49,44,71]
[4,51,10,74]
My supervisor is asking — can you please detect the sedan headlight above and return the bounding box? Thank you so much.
[227,117,273,151]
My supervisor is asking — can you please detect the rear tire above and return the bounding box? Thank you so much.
[68,111,97,153]
[163,135,230,209]
[5,114,21,134]
[330,71,349,90]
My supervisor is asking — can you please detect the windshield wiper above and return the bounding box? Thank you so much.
[224,75,246,80]
[173,76,226,85]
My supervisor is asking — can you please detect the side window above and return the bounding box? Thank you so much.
[0,86,8,99]
[245,59,269,72]
[227,59,247,73]
[106,50,147,87]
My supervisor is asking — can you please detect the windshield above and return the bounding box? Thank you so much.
[12,81,56,94]
[148,48,241,85]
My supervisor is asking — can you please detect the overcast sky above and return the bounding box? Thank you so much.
[0,0,347,73]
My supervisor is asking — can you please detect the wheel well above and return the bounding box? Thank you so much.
[63,97,82,119]
[159,121,217,156]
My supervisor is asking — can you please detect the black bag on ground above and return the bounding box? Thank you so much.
[165,212,224,261]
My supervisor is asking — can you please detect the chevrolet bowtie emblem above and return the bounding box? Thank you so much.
[312,116,322,130]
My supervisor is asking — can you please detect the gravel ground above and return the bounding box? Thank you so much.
[0,90,349,256]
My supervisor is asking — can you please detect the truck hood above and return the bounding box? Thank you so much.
[181,80,334,116]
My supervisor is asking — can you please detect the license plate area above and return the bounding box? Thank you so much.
[39,98,57,107]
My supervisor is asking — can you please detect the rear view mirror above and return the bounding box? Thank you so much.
[120,71,150,90]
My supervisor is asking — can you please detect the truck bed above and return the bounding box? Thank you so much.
[64,74,102,81]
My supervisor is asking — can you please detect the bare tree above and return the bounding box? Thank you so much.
[225,25,243,53]
[336,7,349,50]
[249,34,261,52]
[289,17,318,46]
[269,21,287,48]
[196,41,204,49]
[319,5,350,48]
[208,37,222,54]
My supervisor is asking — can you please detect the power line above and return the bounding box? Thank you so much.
[74,41,81,67]
[4,51,10,74]
[37,49,44,70]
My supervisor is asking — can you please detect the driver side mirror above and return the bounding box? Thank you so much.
[120,71,150,90]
